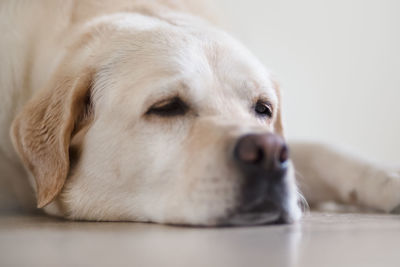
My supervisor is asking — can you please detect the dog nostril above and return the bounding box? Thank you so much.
[278,145,289,164]
[254,148,265,164]
[234,133,289,169]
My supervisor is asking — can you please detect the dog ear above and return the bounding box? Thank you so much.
[10,66,94,208]
[272,79,285,137]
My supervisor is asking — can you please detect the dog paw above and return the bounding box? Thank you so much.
[390,204,400,214]
[379,170,400,214]
[388,171,400,214]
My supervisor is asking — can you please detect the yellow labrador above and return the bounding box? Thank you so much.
[1,0,399,226]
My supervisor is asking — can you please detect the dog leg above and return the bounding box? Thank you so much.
[289,142,400,213]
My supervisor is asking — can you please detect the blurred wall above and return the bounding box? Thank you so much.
[216,0,400,164]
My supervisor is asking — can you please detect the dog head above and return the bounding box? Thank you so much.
[11,12,301,225]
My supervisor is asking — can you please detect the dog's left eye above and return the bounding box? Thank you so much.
[146,97,188,117]
[255,101,273,118]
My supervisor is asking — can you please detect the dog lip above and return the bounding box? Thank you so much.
[221,199,293,226]
[222,211,285,226]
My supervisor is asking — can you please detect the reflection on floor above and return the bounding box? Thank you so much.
[1,212,399,267]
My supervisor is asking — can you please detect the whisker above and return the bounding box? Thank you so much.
[294,170,310,213]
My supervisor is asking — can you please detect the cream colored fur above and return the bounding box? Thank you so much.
[1,0,399,225]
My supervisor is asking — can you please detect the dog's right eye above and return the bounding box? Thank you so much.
[146,97,188,117]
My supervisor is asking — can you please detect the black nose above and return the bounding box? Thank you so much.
[234,133,289,173]
[230,133,291,225]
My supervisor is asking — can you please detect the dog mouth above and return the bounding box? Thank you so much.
[220,198,292,226]
[219,181,293,226]
[223,211,283,226]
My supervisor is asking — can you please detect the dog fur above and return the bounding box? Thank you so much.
[1,0,399,225]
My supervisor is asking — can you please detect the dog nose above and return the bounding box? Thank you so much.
[234,133,289,172]
[229,133,291,225]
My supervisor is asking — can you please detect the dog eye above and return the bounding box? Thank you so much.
[255,101,273,118]
[146,97,188,117]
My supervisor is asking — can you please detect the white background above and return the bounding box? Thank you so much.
[216,0,400,164]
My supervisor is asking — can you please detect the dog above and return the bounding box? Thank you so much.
[1,0,399,226]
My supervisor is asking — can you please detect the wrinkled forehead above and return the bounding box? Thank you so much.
[94,21,277,113]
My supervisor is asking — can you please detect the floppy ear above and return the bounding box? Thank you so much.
[11,67,93,208]
[272,79,285,137]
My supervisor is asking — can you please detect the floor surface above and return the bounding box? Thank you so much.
[1,212,400,267]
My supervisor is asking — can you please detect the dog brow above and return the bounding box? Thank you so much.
[142,80,193,110]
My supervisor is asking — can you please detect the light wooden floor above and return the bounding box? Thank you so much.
[1,212,399,267]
